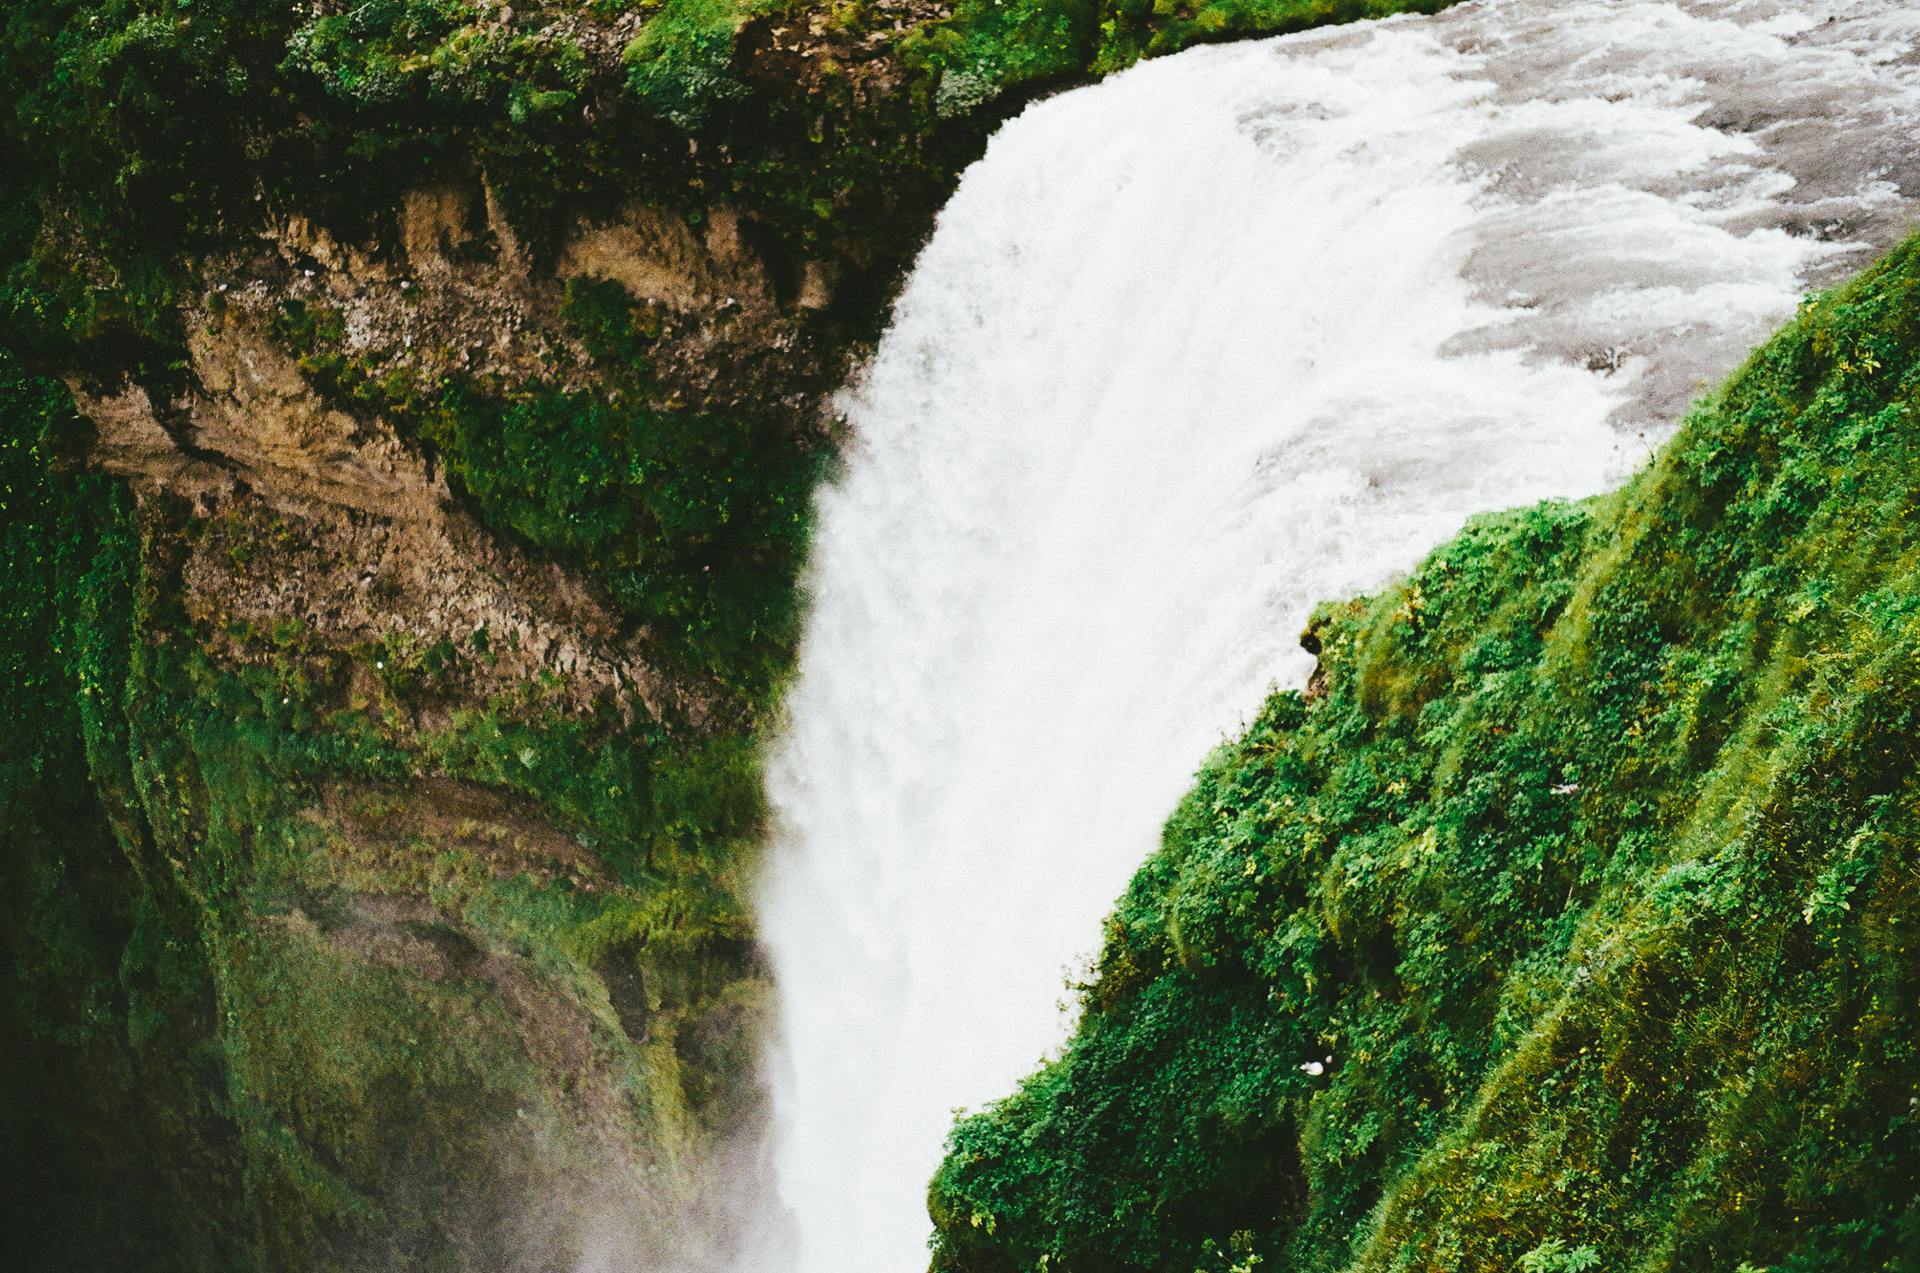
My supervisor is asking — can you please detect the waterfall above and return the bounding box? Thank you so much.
[752,1,1920,1268]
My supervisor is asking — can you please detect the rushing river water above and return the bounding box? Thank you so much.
[748,1,1920,1268]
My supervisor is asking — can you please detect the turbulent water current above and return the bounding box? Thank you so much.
[750,2,1920,1268]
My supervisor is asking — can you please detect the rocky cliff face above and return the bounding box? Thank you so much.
[5,170,863,1273]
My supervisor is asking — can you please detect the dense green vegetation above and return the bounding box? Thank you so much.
[270,280,826,699]
[929,239,1920,1271]
[907,0,1447,107]
[0,357,240,1269]
[0,327,790,1270]
[2,346,776,1268]
[0,0,1452,367]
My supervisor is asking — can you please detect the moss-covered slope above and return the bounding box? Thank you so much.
[929,239,1920,1273]
[3,348,778,1270]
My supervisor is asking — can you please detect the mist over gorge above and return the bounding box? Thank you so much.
[3,1,1919,1272]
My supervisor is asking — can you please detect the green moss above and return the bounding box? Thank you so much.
[0,0,1460,372]
[930,239,1920,1273]
[270,290,827,701]
[0,352,245,1270]
[624,0,777,128]
[905,0,1453,107]
[2,343,773,1266]
[905,0,1102,115]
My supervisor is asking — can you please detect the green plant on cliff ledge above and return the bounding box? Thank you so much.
[269,283,827,702]
[624,0,778,128]
[930,239,1920,1273]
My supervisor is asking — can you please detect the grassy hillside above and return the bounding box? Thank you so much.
[929,238,1920,1273]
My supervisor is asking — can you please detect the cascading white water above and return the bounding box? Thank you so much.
[753,2,1920,1269]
